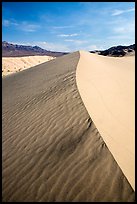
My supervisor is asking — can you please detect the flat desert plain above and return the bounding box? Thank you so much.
[2,51,135,202]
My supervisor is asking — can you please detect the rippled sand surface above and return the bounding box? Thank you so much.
[2,52,134,202]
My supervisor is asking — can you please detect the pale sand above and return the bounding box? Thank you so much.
[2,52,134,202]
[76,51,135,190]
[2,55,55,77]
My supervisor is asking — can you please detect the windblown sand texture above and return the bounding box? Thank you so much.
[2,52,134,202]
[2,55,55,77]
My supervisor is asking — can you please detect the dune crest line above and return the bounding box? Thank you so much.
[2,52,134,201]
[76,51,135,190]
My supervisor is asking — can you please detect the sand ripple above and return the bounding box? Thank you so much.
[2,52,134,201]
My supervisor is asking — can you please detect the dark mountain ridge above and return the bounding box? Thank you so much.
[90,44,135,57]
[2,41,69,57]
[2,41,135,57]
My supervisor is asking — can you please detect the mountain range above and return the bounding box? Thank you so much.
[2,41,69,57]
[2,41,135,57]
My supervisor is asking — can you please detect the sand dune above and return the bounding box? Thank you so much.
[2,52,134,202]
[2,55,55,77]
[76,51,135,190]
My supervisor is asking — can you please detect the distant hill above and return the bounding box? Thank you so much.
[2,41,69,57]
[90,44,135,57]
[2,41,135,58]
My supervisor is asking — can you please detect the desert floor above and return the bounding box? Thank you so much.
[2,52,135,202]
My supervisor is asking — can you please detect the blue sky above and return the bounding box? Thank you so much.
[2,2,135,52]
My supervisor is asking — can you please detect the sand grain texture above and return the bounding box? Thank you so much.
[2,52,134,202]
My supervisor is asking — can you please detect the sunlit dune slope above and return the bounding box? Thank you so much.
[2,51,134,202]
[76,51,135,190]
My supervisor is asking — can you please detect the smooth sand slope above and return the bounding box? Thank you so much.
[2,55,55,77]
[2,52,134,202]
[76,51,135,190]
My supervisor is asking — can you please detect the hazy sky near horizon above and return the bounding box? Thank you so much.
[2,2,135,52]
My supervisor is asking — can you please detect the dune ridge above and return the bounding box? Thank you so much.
[2,52,134,202]
[76,51,135,190]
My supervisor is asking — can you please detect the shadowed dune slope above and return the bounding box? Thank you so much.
[2,52,134,202]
